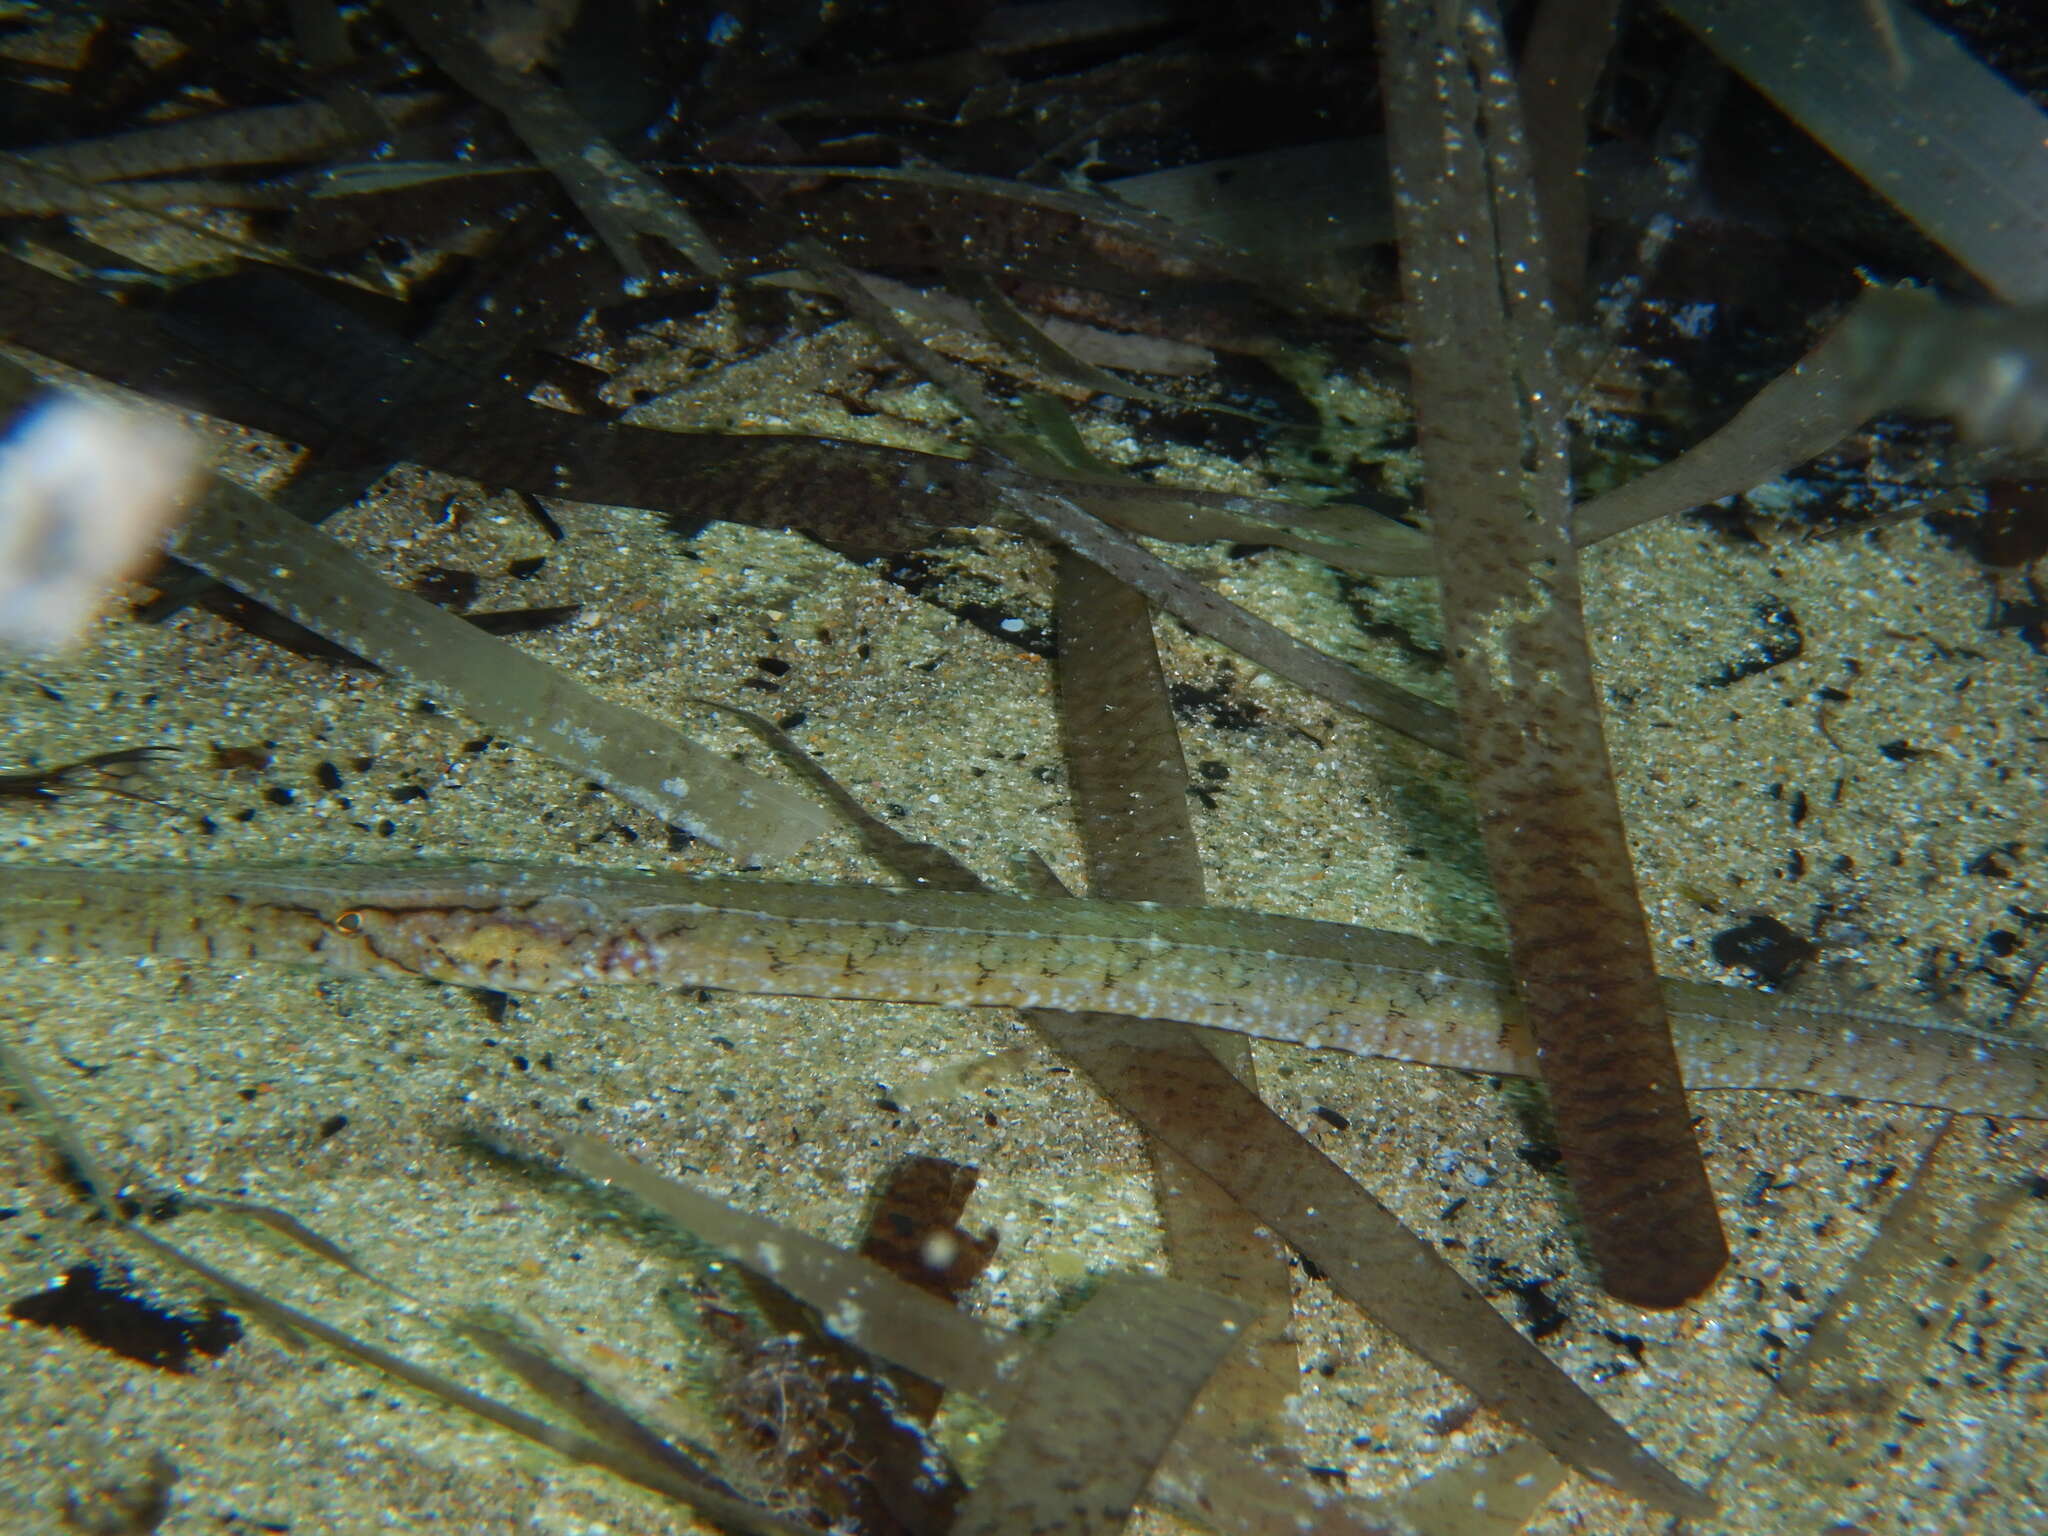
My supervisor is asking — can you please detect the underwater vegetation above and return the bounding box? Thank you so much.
[0,0,2045,1532]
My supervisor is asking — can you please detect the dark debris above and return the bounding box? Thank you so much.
[1710,914,1818,987]
[7,1264,241,1374]
[1700,599,1804,688]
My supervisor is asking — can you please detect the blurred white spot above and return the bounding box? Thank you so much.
[0,393,198,654]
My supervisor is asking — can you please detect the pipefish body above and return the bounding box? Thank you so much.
[1,861,2041,1121]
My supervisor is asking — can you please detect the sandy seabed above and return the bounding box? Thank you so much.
[1,352,2044,1535]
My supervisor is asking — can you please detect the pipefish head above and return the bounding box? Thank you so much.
[321,894,610,994]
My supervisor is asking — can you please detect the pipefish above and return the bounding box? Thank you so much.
[1,860,2041,1122]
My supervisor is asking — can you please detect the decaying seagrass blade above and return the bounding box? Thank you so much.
[9,94,443,184]
[1055,550,1207,904]
[1570,314,1873,545]
[855,1154,997,1430]
[1696,1118,2040,1533]
[450,1309,742,1501]
[1571,285,2048,547]
[0,167,302,217]
[0,253,1426,575]
[1054,548,1298,1451]
[1024,1011,1712,1517]
[564,1136,1031,1403]
[0,1047,808,1536]
[714,717,1703,1516]
[950,1278,1254,1536]
[1374,0,1726,1307]
[1382,1440,1566,1535]
[1004,484,1460,754]
[389,2,723,282]
[1667,0,2048,305]
[117,1224,814,1535]
[1515,0,1621,323]
[169,471,831,863]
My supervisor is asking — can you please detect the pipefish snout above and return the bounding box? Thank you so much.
[1,860,2042,1122]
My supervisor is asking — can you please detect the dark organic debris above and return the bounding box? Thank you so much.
[857,1154,998,1309]
[1168,676,1265,732]
[1710,915,1818,988]
[1480,1258,1572,1342]
[700,1152,984,1531]
[7,1263,241,1373]
[862,551,1057,658]
[1701,599,1805,688]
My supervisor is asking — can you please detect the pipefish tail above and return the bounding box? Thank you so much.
[2,861,2041,1121]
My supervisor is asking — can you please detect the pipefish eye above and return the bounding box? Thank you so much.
[334,910,365,934]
